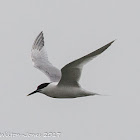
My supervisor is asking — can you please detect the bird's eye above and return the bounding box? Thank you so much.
[37,83,49,90]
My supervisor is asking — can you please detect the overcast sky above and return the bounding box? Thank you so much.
[0,0,140,139]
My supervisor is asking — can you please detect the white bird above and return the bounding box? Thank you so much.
[27,32,114,98]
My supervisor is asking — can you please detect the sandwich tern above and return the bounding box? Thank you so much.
[27,32,114,98]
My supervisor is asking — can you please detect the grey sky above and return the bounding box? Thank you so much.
[0,0,140,139]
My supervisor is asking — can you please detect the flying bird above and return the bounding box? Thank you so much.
[28,32,114,98]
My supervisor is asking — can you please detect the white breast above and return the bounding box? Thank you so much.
[40,82,85,98]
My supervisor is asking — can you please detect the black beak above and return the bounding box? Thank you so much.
[27,90,38,96]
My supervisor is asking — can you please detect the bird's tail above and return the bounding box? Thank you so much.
[94,93,111,96]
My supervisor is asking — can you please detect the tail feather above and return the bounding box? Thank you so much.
[94,93,111,96]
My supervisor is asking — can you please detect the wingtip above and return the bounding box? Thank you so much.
[32,31,44,49]
[110,39,116,44]
[40,31,43,35]
[106,40,116,47]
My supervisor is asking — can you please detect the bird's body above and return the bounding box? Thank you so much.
[40,82,96,98]
[27,31,114,98]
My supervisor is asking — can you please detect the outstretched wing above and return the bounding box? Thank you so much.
[58,40,115,87]
[31,32,61,82]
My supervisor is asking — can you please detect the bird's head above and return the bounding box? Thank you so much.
[27,83,50,96]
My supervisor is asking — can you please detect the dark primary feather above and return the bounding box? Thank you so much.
[33,31,44,50]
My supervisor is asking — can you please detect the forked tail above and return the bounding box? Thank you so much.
[94,93,111,96]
